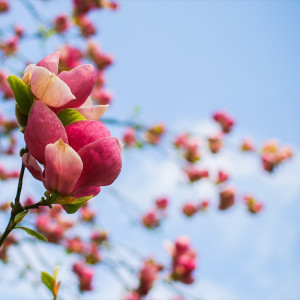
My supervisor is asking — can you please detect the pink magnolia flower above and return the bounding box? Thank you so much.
[22,101,122,199]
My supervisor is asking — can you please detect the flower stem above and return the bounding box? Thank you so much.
[0,162,26,247]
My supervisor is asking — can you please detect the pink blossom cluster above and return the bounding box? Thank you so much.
[169,236,197,284]
[173,133,201,163]
[182,200,209,217]
[260,139,293,173]
[86,41,114,105]
[141,197,168,229]
[54,14,70,34]
[213,111,235,134]
[122,259,163,300]
[73,262,94,291]
[145,123,166,145]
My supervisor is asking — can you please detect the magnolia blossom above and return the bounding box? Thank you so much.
[22,51,108,119]
[22,101,122,198]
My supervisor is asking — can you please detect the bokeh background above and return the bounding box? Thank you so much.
[1,1,300,299]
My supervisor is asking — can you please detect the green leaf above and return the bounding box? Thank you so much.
[15,226,48,242]
[41,271,54,292]
[60,195,93,214]
[53,266,59,279]
[57,108,86,126]
[14,210,28,223]
[7,75,34,115]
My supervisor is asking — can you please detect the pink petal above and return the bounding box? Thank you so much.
[36,51,60,74]
[75,137,122,189]
[31,66,75,107]
[58,64,95,108]
[22,152,43,181]
[73,186,101,199]
[74,105,109,120]
[25,101,68,164]
[65,120,110,152]
[44,139,83,195]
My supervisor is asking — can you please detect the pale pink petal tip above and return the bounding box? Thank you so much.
[75,104,109,120]
[36,51,60,74]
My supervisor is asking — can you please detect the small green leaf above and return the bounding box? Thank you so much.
[15,226,48,242]
[14,210,28,223]
[53,266,59,279]
[57,108,86,126]
[41,271,54,292]
[61,195,93,214]
[7,75,34,115]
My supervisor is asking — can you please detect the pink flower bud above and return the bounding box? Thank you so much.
[213,111,235,134]
[216,170,229,184]
[219,187,235,210]
[241,138,255,152]
[0,0,9,13]
[54,14,70,33]
[208,134,223,154]
[142,209,160,229]
[182,202,198,217]
[155,197,168,210]
[122,127,136,147]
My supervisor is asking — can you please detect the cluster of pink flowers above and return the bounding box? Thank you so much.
[86,41,114,105]
[32,204,73,243]
[260,139,293,173]
[73,262,94,291]
[213,111,235,134]
[182,200,209,217]
[141,197,169,229]
[184,165,209,182]
[169,236,197,284]
[19,51,122,202]
[145,123,166,145]
[173,133,201,163]
[73,0,118,16]
[122,259,163,300]
[53,14,70,34]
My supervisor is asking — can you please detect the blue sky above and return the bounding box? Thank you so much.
[1,1,300,299]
